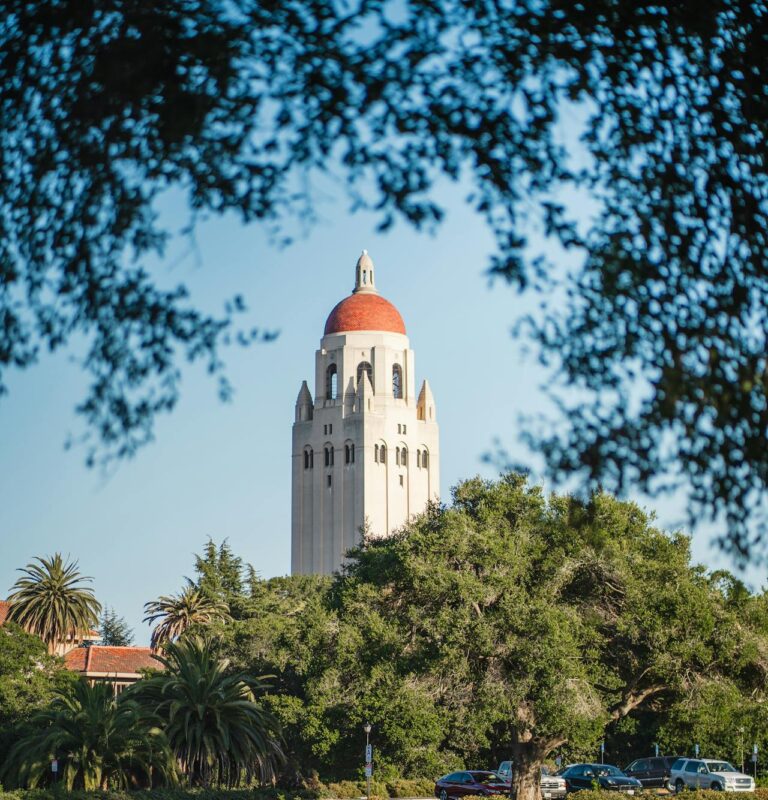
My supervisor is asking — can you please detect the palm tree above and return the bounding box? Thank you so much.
[132,637,283,786]
[7,554,101,653]
[1,680,177,789]
[143,583,230,650]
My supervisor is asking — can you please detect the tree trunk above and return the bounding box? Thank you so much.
[510,741,544,800]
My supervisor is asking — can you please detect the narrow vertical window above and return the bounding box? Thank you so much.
[417,449,421,468]
[374,444,379,463]
[327,474,332,487]
[351,444,355,463]
[401,448,407,467]
[326,364,338,400]
[395,447,400,466]
[392,364,403,399]
[345,444,350,464]
[304,450,309,469]
[324,447,330,467]
[422,451,428,468]
[380,444,386,464]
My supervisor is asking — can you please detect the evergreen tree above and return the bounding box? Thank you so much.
[99,607,134,647]
[194,539,253,616]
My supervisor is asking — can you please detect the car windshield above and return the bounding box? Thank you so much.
[596,766,624,777]
[707,763,737,773]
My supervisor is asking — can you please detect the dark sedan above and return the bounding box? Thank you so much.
[559,764,642,794]
[624,756,684,788]
[434,771,509,800]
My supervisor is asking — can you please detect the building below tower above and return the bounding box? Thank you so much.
[291,250,440,575]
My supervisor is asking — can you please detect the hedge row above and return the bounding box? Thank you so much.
[0,780,435,800]
[7,786,767,800]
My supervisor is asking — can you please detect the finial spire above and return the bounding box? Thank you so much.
[353,249,377,294]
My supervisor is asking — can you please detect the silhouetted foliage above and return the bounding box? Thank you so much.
[2,1,767,555]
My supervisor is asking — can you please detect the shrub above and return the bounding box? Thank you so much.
[385,779,435,798]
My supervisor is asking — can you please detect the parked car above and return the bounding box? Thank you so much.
[624,756,684,788]
[668,758,755,793]
[434,770,508,800]
[558,764,642,793]
[496,762,567,799]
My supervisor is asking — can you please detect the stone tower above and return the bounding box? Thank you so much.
[291,250,440,575]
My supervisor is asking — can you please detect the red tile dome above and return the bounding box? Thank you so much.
[324,292,406,335]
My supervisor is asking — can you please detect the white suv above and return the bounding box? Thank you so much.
[669,758,755,793]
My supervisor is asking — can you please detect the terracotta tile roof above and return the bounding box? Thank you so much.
[64,646,162,675]
[0,600,9,625]
[324,292,406,335]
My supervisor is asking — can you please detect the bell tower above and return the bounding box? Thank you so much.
[291,251,440,575]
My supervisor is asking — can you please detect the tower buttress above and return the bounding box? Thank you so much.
[295,381,314,422]
[417,379,436,422]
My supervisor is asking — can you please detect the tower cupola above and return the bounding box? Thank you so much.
[354,249,376,293]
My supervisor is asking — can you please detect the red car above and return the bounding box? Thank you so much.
[434,770,509,800]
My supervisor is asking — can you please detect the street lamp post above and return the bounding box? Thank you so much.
[739,728,745,774]
[364,723,372,800]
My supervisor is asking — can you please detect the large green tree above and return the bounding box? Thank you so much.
[1,1,766,557]
[132,637,283,787]
[0,622,76,769]
[7,554,101,653]
[340,476,768,799]
[1,679,177,789]
[224,476,768,796]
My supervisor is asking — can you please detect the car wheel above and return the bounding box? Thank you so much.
[440,790,448,800]
[675,779,686,794]
[711,783,724,792]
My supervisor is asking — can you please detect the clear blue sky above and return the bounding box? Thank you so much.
[0,179,758,645]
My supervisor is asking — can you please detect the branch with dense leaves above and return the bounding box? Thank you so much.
[2,1,767,558]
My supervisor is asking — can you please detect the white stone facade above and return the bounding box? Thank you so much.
[291,252,440,575]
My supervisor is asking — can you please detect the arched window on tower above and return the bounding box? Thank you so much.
[395,447,400,466]
[392,364,403,399]
[304,448,311,469]
[357,361,373,391]
[416,449,421,468]
[422,449,428,468]
[401,447,407,467]
[326,364,338,400]
[343,442,356,464]
[324,445,334,467]
[374,444,379,463]
[380,444,386,464]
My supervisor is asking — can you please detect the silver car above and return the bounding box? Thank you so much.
[669,758,755,793]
